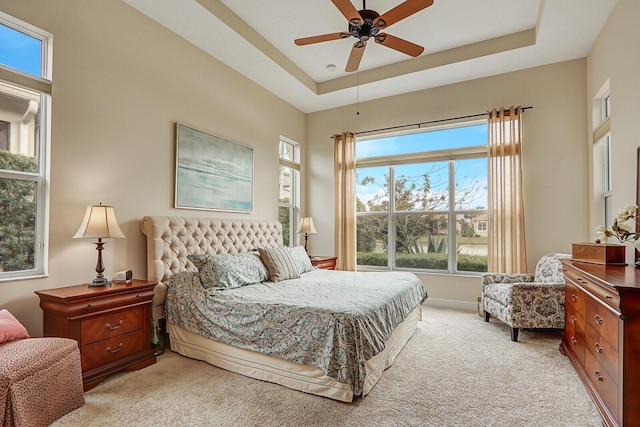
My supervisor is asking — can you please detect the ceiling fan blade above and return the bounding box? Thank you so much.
[295,32,350,46]
[374,0,434,29]
[375,33,424,57]
[331,0,363,25]
[345,41,366,72]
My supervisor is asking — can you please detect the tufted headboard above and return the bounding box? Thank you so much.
[140,216,283,322]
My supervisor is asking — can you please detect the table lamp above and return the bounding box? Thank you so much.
[73,203,125,287]
[297,217,317,254]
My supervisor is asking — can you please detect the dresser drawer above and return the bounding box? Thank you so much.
[586,324,619,379]
[565,301,585,331]
[585,297,619,352]
[564,267,620,311]
[565,279,587,314]
[585,351,618,419]
[81,307,143,345]
[564,310,585,366]
[81,329,145,371]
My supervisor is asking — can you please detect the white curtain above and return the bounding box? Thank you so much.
[488,107,527,273]
[333,132,357,271]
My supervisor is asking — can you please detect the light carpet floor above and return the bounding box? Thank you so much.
[53,306,602,426]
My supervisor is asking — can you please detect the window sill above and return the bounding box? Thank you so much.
[356,266,483,277]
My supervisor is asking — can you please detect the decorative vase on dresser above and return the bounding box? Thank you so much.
[560,259,640,427]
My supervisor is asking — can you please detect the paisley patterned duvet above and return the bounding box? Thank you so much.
[165,268,427,396]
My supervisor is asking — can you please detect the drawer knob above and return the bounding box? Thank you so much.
[136,294,143,299]
[594,314,603,325]
[594,342,603,353]
[594,370,604,382]
[605,295,612,300]
[87,303,94,308]
[571,315,577,324]
[571,336,577,345]
[106,343,124,354]
[106,320,123,330]
[571,294,578,302]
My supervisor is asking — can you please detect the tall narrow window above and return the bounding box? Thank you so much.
[0,13,52,280]
[356,122,488,274]
[278,137,300,246]
[593,86,611,229]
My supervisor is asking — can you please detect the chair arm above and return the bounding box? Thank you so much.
[481,273,534,290]
[510,282,565,297]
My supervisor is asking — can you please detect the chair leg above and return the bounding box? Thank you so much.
[510,327,519,342]
[484,310,490,322]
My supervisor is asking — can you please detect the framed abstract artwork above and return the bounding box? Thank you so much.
[175,123,253,212]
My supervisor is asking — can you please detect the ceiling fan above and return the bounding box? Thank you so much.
[294,0,434,72]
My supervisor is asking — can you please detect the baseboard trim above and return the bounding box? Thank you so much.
[424,298,477,312]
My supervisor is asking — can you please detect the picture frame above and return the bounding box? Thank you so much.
[175,123,253,213]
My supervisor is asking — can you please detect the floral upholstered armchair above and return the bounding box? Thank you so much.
[481,253,571,342]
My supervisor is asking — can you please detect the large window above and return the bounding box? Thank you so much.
[356,122,488,273]
[278,137,300,246]
[0,13,52,280]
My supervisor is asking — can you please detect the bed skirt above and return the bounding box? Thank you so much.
[168,304,421,402]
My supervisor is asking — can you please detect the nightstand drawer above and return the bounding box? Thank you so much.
[81,329,145,371]
[311,256,337,270]
[81,307,143,345]
[66,290,154,318]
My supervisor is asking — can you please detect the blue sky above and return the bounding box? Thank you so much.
[357,124,487,158]
[356,123,488,211]
[0,23,41,76]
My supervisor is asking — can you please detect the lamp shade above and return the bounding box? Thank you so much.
[73,204,125,239]
[297,217,317,234]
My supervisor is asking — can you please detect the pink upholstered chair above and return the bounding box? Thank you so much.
[0,310,84,426]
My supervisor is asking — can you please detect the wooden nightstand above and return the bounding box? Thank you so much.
[35,279,157,391]
[310,256,338,270]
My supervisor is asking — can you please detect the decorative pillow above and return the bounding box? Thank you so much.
[187,252,269,289]
[287,246,314,274]
[258,247,301,282]
[0,309,29,343]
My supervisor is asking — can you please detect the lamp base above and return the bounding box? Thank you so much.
[89,277,111,288]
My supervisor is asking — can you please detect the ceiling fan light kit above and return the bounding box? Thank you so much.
[294,0,433,72]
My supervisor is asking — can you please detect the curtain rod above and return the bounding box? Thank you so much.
[334,106,533,139]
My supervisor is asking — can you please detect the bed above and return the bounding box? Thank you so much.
[140,216,427,402]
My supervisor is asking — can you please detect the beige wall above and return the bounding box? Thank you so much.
[306,60,589,308]
[0,0,305,336]
[587,0,640,258]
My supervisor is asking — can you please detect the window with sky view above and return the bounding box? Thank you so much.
[0,15,51,279]
[355,123,488,274]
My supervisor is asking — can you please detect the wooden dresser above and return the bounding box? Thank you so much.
[560,259,640,427]
[36,280,157,391]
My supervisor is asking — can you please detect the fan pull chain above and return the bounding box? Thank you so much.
[356,69,360,116]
